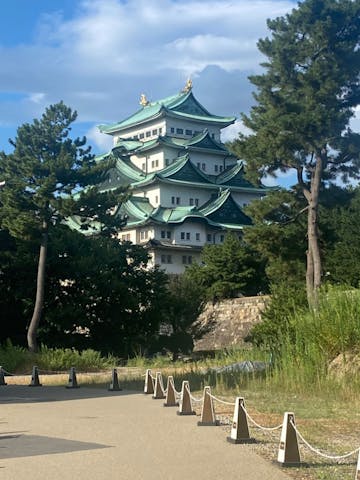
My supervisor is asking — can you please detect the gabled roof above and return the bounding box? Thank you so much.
[119,190,251,230]
[116,130,229,157]
[98,89,235,134]
[216,161,260,188]
[199,189,252,226]
[96,153,146,191]
[131,153,214,188]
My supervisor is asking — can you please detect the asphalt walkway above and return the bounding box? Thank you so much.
[0,385,291,480]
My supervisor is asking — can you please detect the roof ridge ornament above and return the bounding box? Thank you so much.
[139,93,150,107]
[181,78,193,93]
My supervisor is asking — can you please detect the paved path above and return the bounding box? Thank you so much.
[0,386,291,480]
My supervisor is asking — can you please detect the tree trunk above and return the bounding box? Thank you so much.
[306,155,323,306]
[27,222,48,352]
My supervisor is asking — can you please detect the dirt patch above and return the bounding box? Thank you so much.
[328,352,360,378]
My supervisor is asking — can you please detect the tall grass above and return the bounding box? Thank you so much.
[0,342,117,373]
[269,285,360,394]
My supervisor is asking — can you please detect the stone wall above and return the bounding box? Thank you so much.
[193,295,270,352]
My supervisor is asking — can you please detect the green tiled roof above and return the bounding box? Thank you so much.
[119,190,251,230]
[216,161,261,188]
[98,90,235,134]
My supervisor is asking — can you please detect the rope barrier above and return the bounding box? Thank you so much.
[1,368,17,376]
[290,420,360,461]
[207,392,236,406]
[243,406,282,432]
[185,384,203,403]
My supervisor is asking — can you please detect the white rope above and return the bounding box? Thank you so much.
[170,378,181,396]
[208,392,236,406]
[290,421,360,461]
[185,384,203,403]
[243,406,283,432]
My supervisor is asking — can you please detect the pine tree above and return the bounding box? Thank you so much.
[0,102,126,351]
[231,0,360,304]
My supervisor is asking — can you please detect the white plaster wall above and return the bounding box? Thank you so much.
[132,186,161,207]
[158,184,214,208]
[152,248,202,274]
[173,221,208,246]
[164,118,221,142]
[114,119,166,144]
[137,226,155,244]
[118,228,137,243]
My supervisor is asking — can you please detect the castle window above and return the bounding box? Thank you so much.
[155,159,159,167]
[170,127,175,133]
[181,232,185,240]
[189,198,194,206]
[161,230,166,239]
[139,133,144,139]
[171,196,175,204]
[186,232,190,240]
[146,131,151,138]
[155,195,159,203]
[214,165,218,173]
[176,197,180,205]
[159,127,163,134]
[185,129,192,135]
[219,165,223,172]
[183,256,193,264]
[166,231,171,239]
[207,234,212,242]
[151,160,155,168]
[196,162,200,169]
[202,163,206,171]
[134,135,138,140]
[165,159,170,166]
[196,233,200,241]
[176,128,183,134]
[220,235,224,242]
[195,198,199,207]
[161,254,172,264]
[152,129,158,135]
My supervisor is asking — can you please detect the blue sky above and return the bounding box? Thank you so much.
[1,0,359,188]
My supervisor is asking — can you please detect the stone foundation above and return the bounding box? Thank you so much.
[193,295,270,352]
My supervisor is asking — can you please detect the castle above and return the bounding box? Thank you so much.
[75,81,269,273]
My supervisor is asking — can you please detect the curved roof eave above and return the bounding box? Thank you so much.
[165,109,235,126]
[131,176,267,193]
[99,107,167,134]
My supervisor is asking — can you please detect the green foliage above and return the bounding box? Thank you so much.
[0,102,128,350]
[186,232,267,301]
[0,341,116,373]
[39,226,168,357]
[230,0,360,299]
[146,273,206,357]
[0,340,31,373]
[247,281,307,350]
[323,188,360,286]
[35,346,116,372]
[243,189,307,285]
[231,0,360,181]
[258,285,360,392]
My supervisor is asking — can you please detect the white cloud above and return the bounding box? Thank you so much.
[221,120,252,142]
[86,125,113,152]
[0,0,295,129]
[28,92,46,104]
